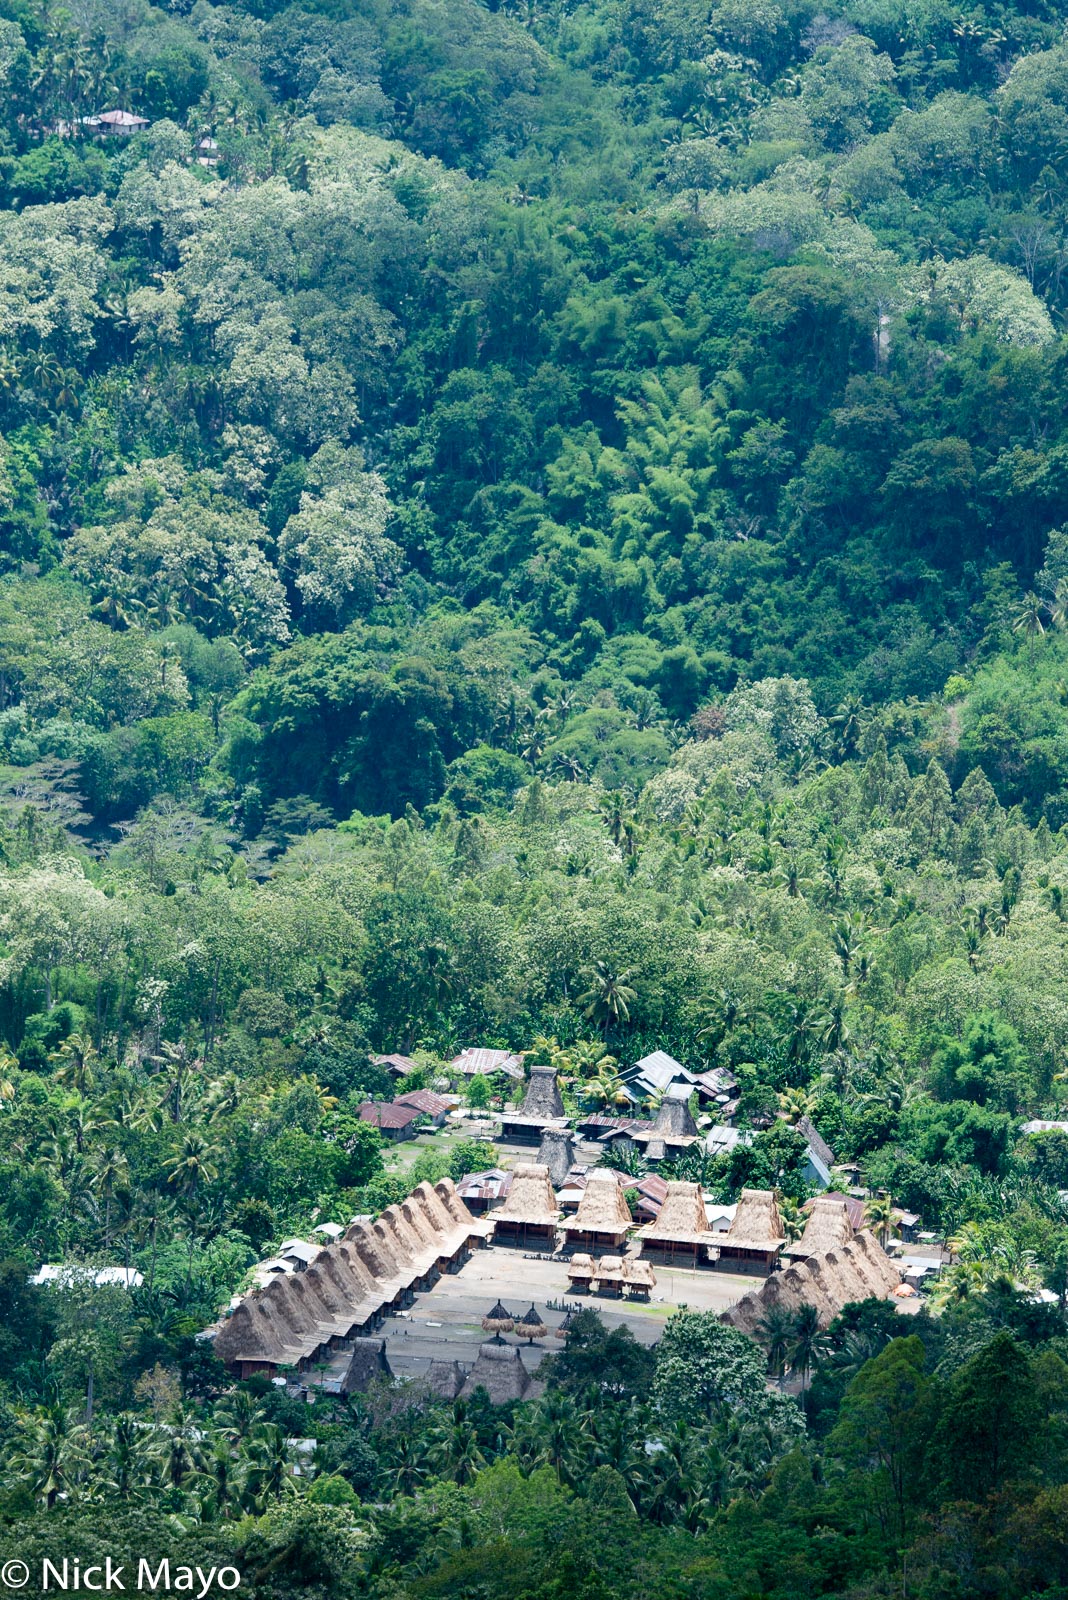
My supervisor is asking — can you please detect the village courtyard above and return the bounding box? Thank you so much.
[310,1243,760,1388]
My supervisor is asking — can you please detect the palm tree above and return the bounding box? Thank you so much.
[1012,591,1047,667]
[91,1144,130,1249]
[777,1085,817,1125]
[757,1305,794,1386]
[8,1406,85,1509]
[99,1413,157,1500]
[426,1400,486,1485]
[49,1033,99,1094]
[863,1193,896,1247]
[578,961,638,1036]
[788,1304,826,1392]
[164,1131,220,1283]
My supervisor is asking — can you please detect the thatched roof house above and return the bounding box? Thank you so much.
[562,1168,632,1253]
[490,1163,561,1247]
[499,1066,568,1143]
[424,1359,465,1400]
[460,1340,534,1403]
[213,1178,486,1377]
[722,1229,901,1337]
[538,1126,576,1188]
[715,1188,784,1275]
[340,1338,393,1394]
[633,1086,699,1156]
[783,1195,854,1261]
[638,1180,716,1264]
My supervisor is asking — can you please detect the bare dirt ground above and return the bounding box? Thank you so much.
[375,1244,758,1381]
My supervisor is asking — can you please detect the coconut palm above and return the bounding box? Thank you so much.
[578,961,638,1036]
[426,1400,486,1485]
[863,1194,897,1247]
[788,1304,827,1391]
[8,1406,86,1509]
[1012,590,1048,667]
[777,1085,818,1125]
[757,1305,794,1385]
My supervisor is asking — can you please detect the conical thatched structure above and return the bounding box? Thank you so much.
[340,1338,393,1394]
[562,1168,632,1253]
[538,1126,576,1189]
[638,1181,716,1265]
[714,1188,784,1275]
[499,1067,568,1143]
[624,1257,656,1299]
[482,1299,515,1337]
[213,1178,485,1376]
[515,1303,549,1342]
[490,1163,561,1248]
[424,1360,465,1400]
[722,1230,901,1337]
[783,1195,854,1260]
[460,1340,534,1404]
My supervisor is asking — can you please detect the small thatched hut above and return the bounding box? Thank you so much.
[714,1188,784,1275]
[593,1255,626,1296]
[340,1338,393,1394]
[538,1126,577,1189]
[562,1168,633,1254]
[638,1180,716,1266]
[783,1194,854,1261]
[490,1163,561,1248]
[460,1340,534,1403]
[566,1252,594,1290]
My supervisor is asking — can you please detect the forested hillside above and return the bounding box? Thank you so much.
[5,0,1068,1593]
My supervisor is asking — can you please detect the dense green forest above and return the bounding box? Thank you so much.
[6,0,1068,1591]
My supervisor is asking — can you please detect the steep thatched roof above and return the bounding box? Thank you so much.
[459,1340,533,1404]
[214,1177,482,1369]
[522,1067,565,1118]
[722,1189,784,1251]
[564,1169,632,1238]
[638,1181,715,1247]
[538,1127,577,1188]
[783,1195,854,1260]
[492,1163,561,1226]
[653,1086,698,1138]
[341,1338,393,1393]
[424,1360,465,1400]
[722,1230,901,1337]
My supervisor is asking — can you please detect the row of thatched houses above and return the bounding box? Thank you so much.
[212,1178,488,1379]
[487,1160,786,1273]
